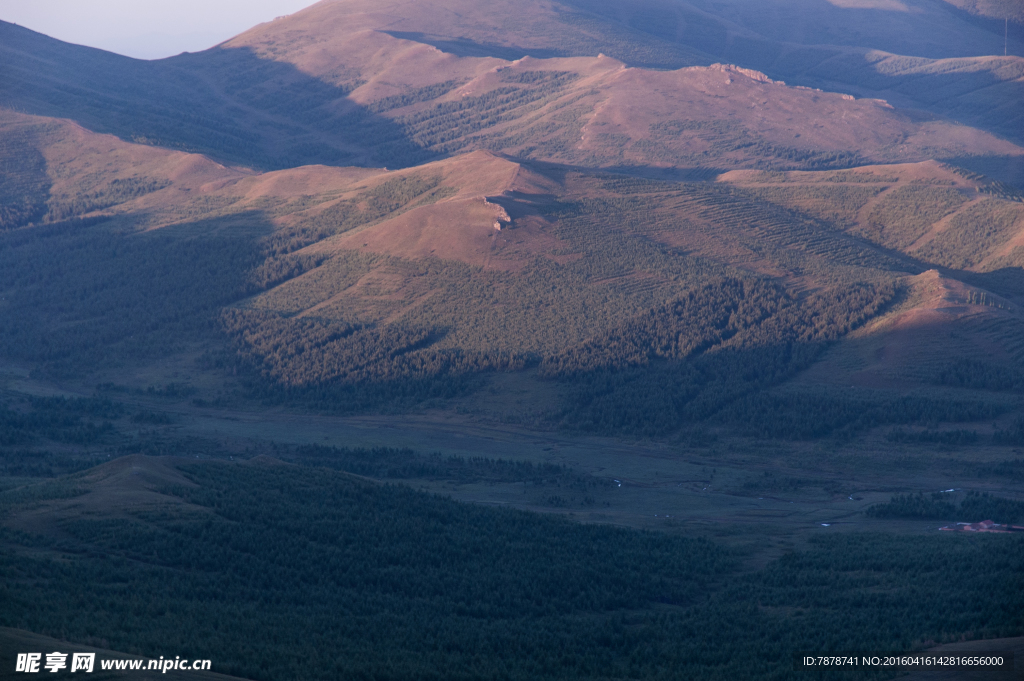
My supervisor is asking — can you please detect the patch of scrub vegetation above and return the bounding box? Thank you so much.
[229,264,806,425]
[927,358,1024,392]
[219,175,918,434]
[287,443,582,484]
[0,450,109,479]
[993,415,1024,445]
[365,80,468,113]
[264,173,455,259]
[745,184,883,228]
[221,309,514,387]
[814,170,901,184]
[541,279,891,377]
[859,185,968,250]
[718,390,1007,440]
[547,282,898,437]
[648,119,866,170]
[885,428,979,445]
[46,177,171,222]
[395,73,579,154]
[0,125,51,230]
[914,198,1024,269]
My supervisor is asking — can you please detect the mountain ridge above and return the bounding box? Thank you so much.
[2,0,1022,182]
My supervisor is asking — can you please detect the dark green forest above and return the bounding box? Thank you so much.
[0,217,263,377]
[1,460,1021,681]
[867,491,1024,524]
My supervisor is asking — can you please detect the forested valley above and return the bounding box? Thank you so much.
[2,459,1022,681]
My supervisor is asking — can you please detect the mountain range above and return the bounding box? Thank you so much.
[3,2,1024,678]
[1,0,1023,437]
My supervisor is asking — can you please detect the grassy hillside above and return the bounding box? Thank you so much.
[2,110,1023,439]
[204,156,1023,437]
[723,162,1024,276]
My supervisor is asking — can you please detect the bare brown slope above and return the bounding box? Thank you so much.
[551,0,1024,151]
[221,0,710,74]
[8,104,1021,306]
[0,19,409,170]
[571,62,1017,167]
[216,2,1024,172]
[0,107,397,233]
[238,0,1017,69]
[307,151,566,270]
[224,0,1024,156]
[0,105,559,261]
[0,120,567,273]
[0,108,251,229]
[4,0,1022,176]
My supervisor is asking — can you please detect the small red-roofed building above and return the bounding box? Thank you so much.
[940,520,1024,533]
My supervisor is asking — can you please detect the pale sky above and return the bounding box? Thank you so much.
[0,0,318,60]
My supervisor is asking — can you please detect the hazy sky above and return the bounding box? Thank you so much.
[0,0,318,60]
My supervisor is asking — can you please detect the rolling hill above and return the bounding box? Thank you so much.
[3,96,1023,438]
